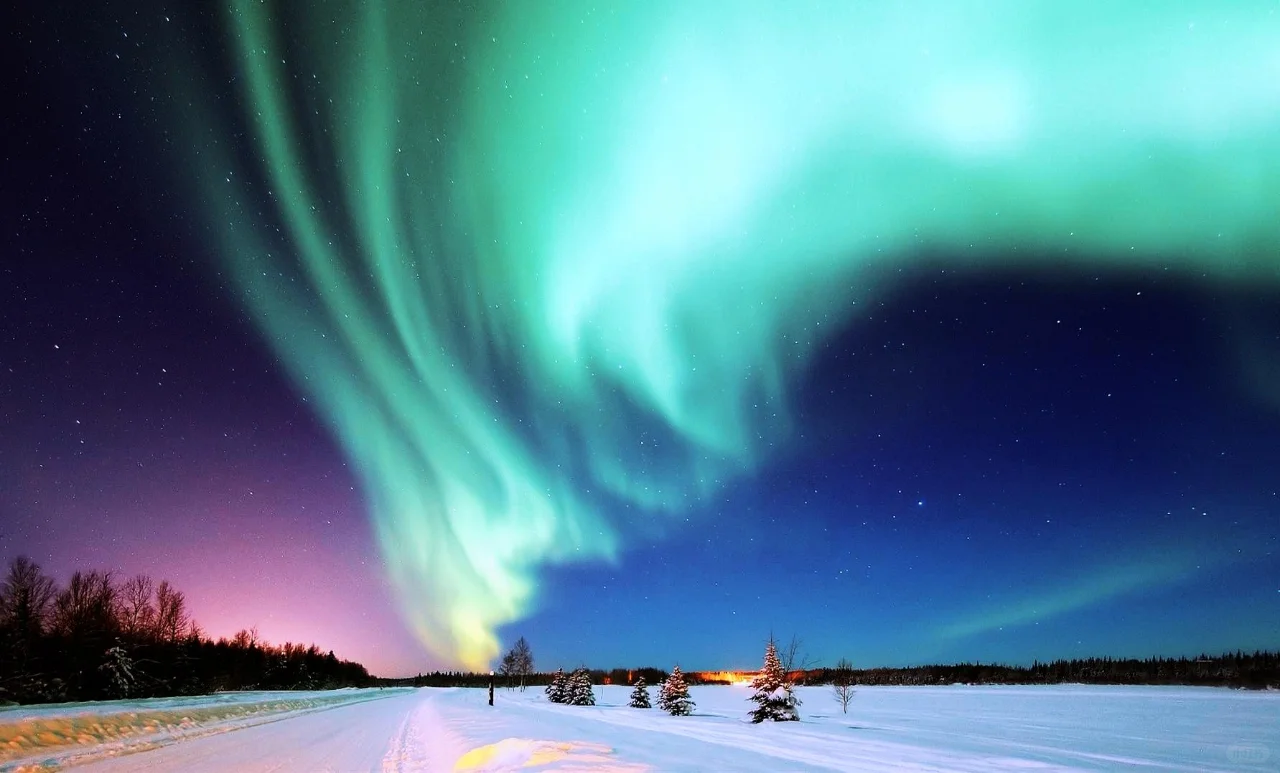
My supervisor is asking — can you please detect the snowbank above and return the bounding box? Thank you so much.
[0,688,407,771]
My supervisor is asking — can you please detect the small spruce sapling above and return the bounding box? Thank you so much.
[628,676,651,708]
[545,668,567,704]
[568,667,596,706]
[657,665,695,716]
[748,639,800,722]
[99,644,136,699]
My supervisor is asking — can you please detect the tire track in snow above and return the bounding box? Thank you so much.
[381,689,470,772]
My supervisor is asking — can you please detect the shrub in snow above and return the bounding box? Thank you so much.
[99,644,136,699]
[545,668,568,704]
[629,676,651,708]
[657,665,695,716]
[831,657,856,714]
[567,668,596,706]
[749,640,800,722]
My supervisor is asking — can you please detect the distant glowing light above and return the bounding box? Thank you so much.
[694,671,757,687]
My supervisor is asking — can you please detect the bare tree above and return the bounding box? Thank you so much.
[779,634,817,683]
[119,574,155,639]
[52,570,117,638]
[500,636,534,691]
[232,626,261,649]
[1,556,58,684]
[498,648,518,690]
[154,580,189,644]
[512,636,534,691]
[831,657,856,714]
[0,556,57,640]
[49,570,118,696]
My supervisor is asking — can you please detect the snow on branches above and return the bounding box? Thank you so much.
[658,665,695,716]
[748,639,800,722]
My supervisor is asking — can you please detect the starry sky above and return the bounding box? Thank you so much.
[3,0,1278,677]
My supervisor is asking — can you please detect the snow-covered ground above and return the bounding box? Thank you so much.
[0,688,408,771]
[1,684,1275,771]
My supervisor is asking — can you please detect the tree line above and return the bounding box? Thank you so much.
[807,651,1280,689]
[400,666,672,689]
[0,556,372,704]
[394,647,1279,695]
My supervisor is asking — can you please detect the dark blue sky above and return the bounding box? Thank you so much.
[512,274,1280,671]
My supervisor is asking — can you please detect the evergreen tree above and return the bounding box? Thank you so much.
[657,665,695,716]
[568,667,596,706]
[628,676,651,708]
[749,639,800,722]
[545,667,567,704]
[99,644,136,699]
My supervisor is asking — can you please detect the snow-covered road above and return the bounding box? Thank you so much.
[2,684,1276,771]
[70,688,438,772]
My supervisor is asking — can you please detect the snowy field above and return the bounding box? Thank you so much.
[1,683,1276,771]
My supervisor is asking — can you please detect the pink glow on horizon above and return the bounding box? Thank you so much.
[10,440,437,678]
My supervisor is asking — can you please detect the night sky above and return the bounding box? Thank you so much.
[3,1,1278,677]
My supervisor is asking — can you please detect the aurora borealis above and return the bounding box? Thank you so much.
[3,0,1278,675]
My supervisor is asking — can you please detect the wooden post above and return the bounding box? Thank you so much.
[488,670,494,706]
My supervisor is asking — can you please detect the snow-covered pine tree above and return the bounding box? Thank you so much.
[628,676,651,708]
[748,639,800,722]
[657,665,695,716]
[568,667,595,706]
[545,668,567,703]
[99,644,136,699]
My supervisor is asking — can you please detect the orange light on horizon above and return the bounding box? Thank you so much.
[692,670,756,686]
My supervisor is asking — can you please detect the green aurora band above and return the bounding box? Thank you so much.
[186,0,1279,668]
